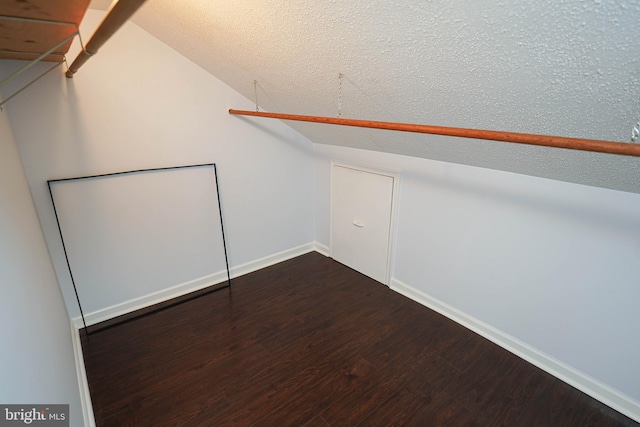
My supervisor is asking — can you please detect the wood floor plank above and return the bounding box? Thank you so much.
[404,390,476,427]
[258,357,375,427]
[301,415,332,427]
[82,252,639,426]
[357,386,433,427]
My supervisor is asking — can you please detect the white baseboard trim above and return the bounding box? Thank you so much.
[228,242,318,279]
[390,278,640,423]
[313,242,330,257]
[70,320,95,427]
[72,271,227,328]
[72,242,320,329]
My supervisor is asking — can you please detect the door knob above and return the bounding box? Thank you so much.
[352,220,365,228]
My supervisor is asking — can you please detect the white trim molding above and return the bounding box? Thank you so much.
[390,278,640,423]
[313,242,330,257]
[70,320,96,427]
[72,242,320,328]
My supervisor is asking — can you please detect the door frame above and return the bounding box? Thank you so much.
[329,161,400,286]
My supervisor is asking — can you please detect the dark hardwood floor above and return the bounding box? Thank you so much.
[81,252,638,426]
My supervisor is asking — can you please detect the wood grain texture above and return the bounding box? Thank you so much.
[0,0,91,23]
[81,252,639,426]
[0,0,91,61]
[228,109,640,157]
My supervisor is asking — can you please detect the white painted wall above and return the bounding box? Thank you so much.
[49,166,226,315]
[314,144,640,408]
[4,9,315,319]
[0,102,83,425]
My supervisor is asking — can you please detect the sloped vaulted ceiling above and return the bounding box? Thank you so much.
[90,0,640,193]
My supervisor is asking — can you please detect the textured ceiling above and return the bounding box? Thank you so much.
[90,0,640,192]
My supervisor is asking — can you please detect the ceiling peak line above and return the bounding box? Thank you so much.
[228,109,640,158]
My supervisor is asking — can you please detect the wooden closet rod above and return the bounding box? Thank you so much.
[66,0,147,78]
[228,109,640,157]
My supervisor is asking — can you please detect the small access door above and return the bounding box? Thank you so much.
[330,163,398,284]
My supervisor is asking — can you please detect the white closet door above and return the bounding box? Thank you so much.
[331,164,396,284]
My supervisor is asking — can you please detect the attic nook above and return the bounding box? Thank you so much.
[1,1,640,425]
